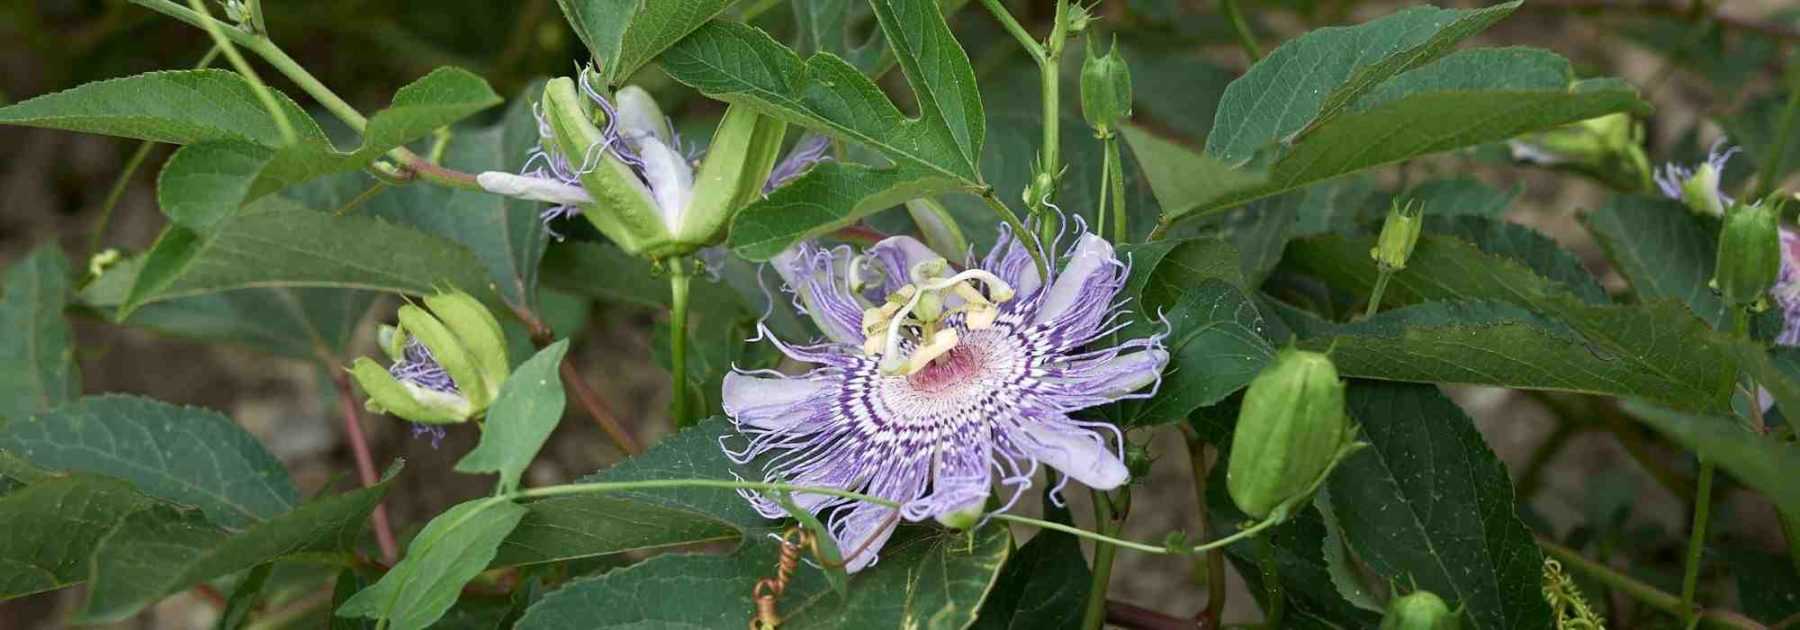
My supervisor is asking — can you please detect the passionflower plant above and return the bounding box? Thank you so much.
[477,70,830,256]
[721,223,1169,572]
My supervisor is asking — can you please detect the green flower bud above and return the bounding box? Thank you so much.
[1714,201,1782,307]
[1371,199,1424,272]
[680,103,787,248]
[1227,349,1359,520]
[905,197,970,260]
[1124,442,1153,481]
[1380,591,1459,630]
[347,289,510,425]
[1024,170,1057,207]
[1509,113,1651,192]
[934,499,986,530]
[1080,38,1132,135]
[1682,161,1727,217]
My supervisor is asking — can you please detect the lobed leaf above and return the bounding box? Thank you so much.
[728,161,955,260]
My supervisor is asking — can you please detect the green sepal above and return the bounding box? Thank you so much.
[541,77,668,255]
[395,304,491,412]
[377,324,407,363]
[679,103,787,248]
[423,289,509,403]
[1715,201,1782,306]
[347,357,469,424]
[1080,37,1133,134]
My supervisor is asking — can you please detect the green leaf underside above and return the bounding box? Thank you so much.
[1146,43,1647,224]
[120,207,497,317]
[494,418,767,567]
[0,394,296,529]
[0,69,327,147]
[0,475,151,600]
[555,0,738,85]
[728,161,955,260]
[0,246,80,422]
[456,340,571,492]
[661,1,983,185]
[157,68,500,230]
[1294,299,1735,413]
[1283,227,1606,311]
[1621,401,1800,517]
[515,524,1009,629]
[1206,3,1521,164]
[78,471,398,622]
[1328,382,1549,630]
[338,498,527,630]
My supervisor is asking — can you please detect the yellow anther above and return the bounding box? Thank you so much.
[909,258,950,285]
[952,282,992,306]
[964,304,999,330]
[904,328,960,375]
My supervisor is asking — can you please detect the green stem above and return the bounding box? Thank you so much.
[669,262,693,430]
[1257,533,1284,628]
[1095,136,1112,244]
[1036,0,1071,231]
[1539,539,1763,629]
[245,0,267,35]
[1757,57,1800,199]
[979,188,1049,279]
[183,0,295,146]
[1220,0,1263,62]
[1080,489,1127,630]
[1681,461,1716,627]
[1364,270,1394,318]
[1105,134,1128,241]
[977,0,1047,64]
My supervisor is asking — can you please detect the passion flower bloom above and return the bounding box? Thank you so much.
[722,225,1168,572]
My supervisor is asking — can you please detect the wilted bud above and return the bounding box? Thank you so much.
[1715,201,1782,307]
[347,288,510,425]
[1371,199,1424,272]
[905,198,970,260]
[1681,160,1728,217]
[1380,591,1459,630]
[1227,349,1360,520]
[1080,38,1132,136]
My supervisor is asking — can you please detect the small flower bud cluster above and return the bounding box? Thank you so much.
[1371,199,1424,272]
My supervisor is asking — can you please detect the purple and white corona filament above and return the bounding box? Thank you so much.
[722,224,1168,572]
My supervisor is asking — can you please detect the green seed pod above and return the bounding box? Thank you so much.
[1227,348,1352,520]
[1371,199,1424,272]
[1080,38,1132,135]
[1714,201,1781,307]
[1380,591,1459,630]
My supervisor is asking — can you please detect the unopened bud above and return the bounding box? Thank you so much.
[1715,201,1782,307]
[1081,37,1133,135]
[1380,591,1459,630]
[1682,161,1728,217]
[347,288,510,425]
[1371,199,1424,272]
[1227,349,1361,520]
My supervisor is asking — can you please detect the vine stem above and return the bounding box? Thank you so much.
[1364,269,1395,318]
[1220,0,1262,62]
[668,261,694,430]
[127,0,483,191]
[978,188,1050,279]
[1080,489,1128,630]
[1539,539,1764,629]
[1105,134,1127,241]
[1038,0,1071,218]
[1183,426,1228,626]
[182,0,295,145]
[330,371,398,563]
[1681,461,1716,626]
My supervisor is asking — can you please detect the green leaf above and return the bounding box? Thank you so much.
[214,563,271,630]
[1326,382,1549,630]
[1293,300,1737,413]
[157,68,501,230]
[1153,48,1648,224]
[791,0,887,74]
[456,340,571,493]
[493,418,767,567]
[337,497,528,630]
[1204,466,1382,628]
[1621,401,1800,517]
[78,469,400,623]
[1723,546,1800,623]
[729,161,954,260]
[1313,490,1385,614]
[1582,195,1725,326]
[540,241,745,315]
[662,1,984,184]
[1121,125,1266,227]
[1120,279,1275,426]
[0,245,80,422]
[555,0,739,85]
[0,69,326,147]
[0,394,297,529]
[80,253,376,361]
[1406,177,1518,219]
[1284,223,1607,311]
[120,206,497,317]
[969,518,1088,629]
[1206,3,1520,165]
[515,523,1010,629]
[0,475,152,600]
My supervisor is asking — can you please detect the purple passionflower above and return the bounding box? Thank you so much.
[1776,229,1800,347]
[721,223,1168,572]
[1655,138,1740,217]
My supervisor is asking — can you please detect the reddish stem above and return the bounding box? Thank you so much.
[332,371,399,563]
[1107,599,1197,630]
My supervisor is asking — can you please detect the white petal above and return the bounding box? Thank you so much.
[834,503,900,574]
[1017,420,1128,490]
[1033,233,1116,325]
[1060,349,1169,398]
[476,171,592,206]
[771,244,865,345]
[722,372,828,430]
[613,85,672,144]
[635,136,694,231]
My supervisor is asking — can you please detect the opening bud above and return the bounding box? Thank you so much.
[1226,349,1362,521]
[1081,37,1133,136]
[346,288,510,425]
[1715,200,1783,307]
[1371,199,1424,272]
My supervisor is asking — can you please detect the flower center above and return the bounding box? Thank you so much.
[906,343,983,393]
